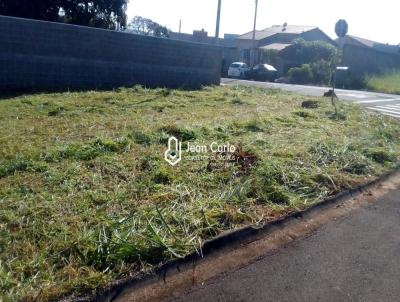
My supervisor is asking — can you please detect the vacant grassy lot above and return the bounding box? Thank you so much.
[1,85,400,301]
[366,71,400,94]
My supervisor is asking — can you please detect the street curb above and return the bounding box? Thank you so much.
[66,164,400,302]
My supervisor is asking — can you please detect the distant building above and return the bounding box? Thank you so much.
[170,30,239,76]
[338,35,400,55]
[169,24,336,77]
[338,35,400,79]
[236,24,336,65]
[170,29,237,47]
[224,33,240,40]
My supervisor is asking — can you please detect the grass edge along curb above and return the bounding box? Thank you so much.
[59,163,400,302]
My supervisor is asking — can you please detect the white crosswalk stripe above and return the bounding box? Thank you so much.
[375,106,400,112]
[357,98,400,104]
[378,104,400,110]
[361,95,400,119]
[367,105,400,119]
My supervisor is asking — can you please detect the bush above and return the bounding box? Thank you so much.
[310,60,332,85]
[336,72,367,90]
[281,39,339,65]
[288,64,313,84]
[288,61,333,85]
[282,39,338,85]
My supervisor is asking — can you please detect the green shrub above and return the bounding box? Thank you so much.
[281,39,338,85]
[289,61,332,85]
[310,60,332,85]
[288,64,313,84]
[281,39,339,64]
[336,72,367,90]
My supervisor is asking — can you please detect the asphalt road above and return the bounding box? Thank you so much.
[222,78,400,119]
[167,188,400,302]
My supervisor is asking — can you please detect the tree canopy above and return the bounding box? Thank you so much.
[0,0,128,29]
[280,39,339,65]
[126,16,171,38]
[282,39,339,86]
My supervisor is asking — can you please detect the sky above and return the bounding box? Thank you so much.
[127,0,400,45]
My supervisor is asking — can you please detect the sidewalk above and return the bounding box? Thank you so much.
[167,187,400,302]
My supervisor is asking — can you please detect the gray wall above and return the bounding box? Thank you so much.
[342,44,400,76]
[0,16,222,91]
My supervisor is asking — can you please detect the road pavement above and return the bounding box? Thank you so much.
[222,78,400,119]
[166,187,400,302]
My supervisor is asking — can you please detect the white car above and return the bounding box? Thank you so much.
[228,62,249,79]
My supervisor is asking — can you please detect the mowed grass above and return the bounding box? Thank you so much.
[366,71,400,94]
[1,85,400,301]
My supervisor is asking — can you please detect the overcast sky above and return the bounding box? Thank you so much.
[127,0,399,45]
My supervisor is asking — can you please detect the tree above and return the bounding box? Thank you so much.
[283,39,340,85]
[62,0,128,30]
[0,0,128,29]
[126,16,170,38]
[0,0,60,22]
[280,39,339,65]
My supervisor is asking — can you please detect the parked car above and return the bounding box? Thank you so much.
[228,62,249,79]
[247,64,278,82]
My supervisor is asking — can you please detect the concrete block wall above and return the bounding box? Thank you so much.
[0,16,222,91]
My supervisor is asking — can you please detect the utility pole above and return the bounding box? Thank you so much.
[179,19,182,33]
[250,0,259,67]
[215,0,222,43]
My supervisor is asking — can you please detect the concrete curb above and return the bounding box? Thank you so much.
[64,164,400,302]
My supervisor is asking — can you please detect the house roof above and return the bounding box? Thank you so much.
[259,43,292,51]
[346,35,379,48]
[238,25,317,40]
[341,35,400,55]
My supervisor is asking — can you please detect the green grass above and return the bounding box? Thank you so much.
[365,71,400,94]
[1,85,400,301]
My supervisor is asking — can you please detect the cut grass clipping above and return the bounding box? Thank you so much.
[1,85,400,301]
